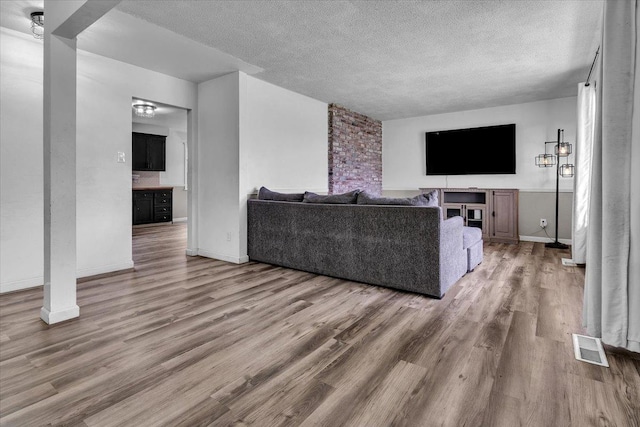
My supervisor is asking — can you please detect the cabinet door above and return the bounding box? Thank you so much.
[133,197,154,224]
[465,203,488,240]
[147,137,166,171]
[132,133,148,170]
[491,190,516,241]
[443,204,463,220]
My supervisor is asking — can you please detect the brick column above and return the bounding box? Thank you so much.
[328,104,382,195]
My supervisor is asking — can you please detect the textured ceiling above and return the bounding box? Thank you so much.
[116,0,603,120]
[1,1,603,120]
[0,1,262,82]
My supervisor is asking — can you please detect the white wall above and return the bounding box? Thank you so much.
[382,97,578,240]
[197,72,242,263]
[132,123,169,136]
[77,47,196,278]
[0,30,44,292]
[196,72,328,263]
[161,129,187,188]
[240,76,328,256]
[242,77,328,194]
[0,27,197,293]
[383,97,577,191]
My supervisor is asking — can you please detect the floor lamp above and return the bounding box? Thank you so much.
[535,129,574,249]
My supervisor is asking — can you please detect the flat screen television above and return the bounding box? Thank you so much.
[425,124,516,175]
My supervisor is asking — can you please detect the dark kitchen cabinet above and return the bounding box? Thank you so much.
[153,189,172,223]
[132,132,166,171]
[133,189,172,225]
[133,191,155,224]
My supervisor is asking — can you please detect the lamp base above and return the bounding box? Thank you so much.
[545,241,569,249]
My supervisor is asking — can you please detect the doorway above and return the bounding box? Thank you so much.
[131,98,190,254]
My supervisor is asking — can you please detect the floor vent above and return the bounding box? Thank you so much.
[562,258,578,266]
[572,334,609,367]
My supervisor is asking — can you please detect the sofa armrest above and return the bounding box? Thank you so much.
[438,216,467,296]
[441,216,464,240]
[440,216,464,258]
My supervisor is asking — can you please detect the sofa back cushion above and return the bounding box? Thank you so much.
[258,186,304,202]
[303,190,360,204]
[357,192,413,205]
[356,190,439,207]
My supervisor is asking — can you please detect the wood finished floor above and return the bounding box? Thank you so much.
[1,223,639,427]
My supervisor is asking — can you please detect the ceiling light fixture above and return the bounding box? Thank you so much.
[133,103,157,118]
[30,11,44,40]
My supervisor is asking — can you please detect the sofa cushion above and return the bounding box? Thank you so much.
[412,190,439,207]
[463,226,483,249]
[258,186,304,202]
[303,190,360,204]
[356,190,439,207]
[356,192,413,205]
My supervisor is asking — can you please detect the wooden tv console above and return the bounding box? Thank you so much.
[420,188,519,244]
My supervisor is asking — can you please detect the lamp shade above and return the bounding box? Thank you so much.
[555,142,572,157]
[559,163,575,177]
[535,154,556,167]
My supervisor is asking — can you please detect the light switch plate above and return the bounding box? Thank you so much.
[117,151,125,163]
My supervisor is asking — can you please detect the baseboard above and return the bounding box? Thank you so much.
[172,217,187,223]
[1,261,135,294]
[76,261,135,279]
[40,305,80,325]
[77,266,136,283]
[0,276,44,294]
[519,235,571,245]
[196,249,249,264]
[185,248,198,257]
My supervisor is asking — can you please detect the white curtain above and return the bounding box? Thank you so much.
[583,0,640,353]
[572,84,596,264]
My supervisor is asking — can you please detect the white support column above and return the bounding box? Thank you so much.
[186,109,199,257]
[41,0,120,324]
[41,9,79,325]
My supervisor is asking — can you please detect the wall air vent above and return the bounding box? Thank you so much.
[572,333,609,367]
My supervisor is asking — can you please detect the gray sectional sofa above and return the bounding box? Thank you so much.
[247,198,471,298]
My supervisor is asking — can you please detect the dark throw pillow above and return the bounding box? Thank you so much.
[302,190,361,204]
[257,186,304,202]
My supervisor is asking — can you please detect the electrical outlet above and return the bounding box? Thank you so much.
[117,151,125,163]
[540,218,547,228]
[226,232,232,242]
